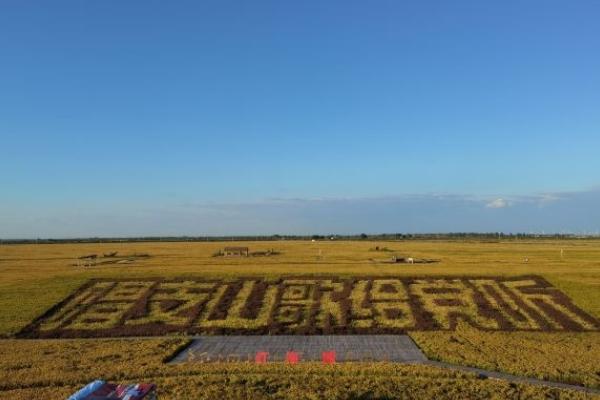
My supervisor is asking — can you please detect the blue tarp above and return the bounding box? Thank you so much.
[67,380,105,400]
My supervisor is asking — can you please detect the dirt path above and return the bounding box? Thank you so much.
[417,360,600,396]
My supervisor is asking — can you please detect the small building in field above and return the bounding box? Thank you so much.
[223,246,249,257]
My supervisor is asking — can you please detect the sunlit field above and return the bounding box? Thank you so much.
[1,239,599,399]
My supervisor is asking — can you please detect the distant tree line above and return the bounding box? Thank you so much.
[0,232,598,245]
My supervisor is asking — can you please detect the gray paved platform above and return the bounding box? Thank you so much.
[170,335,427,363]
[167,335,600,395]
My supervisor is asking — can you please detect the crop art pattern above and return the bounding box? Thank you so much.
[21,276,600,338]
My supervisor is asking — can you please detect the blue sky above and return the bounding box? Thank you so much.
[1,1,599,237]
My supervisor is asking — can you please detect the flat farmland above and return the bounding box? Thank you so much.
[19,275,599,338]
[1,239,600,399]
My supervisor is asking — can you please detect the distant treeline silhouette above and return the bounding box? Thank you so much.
[1,232,598,245]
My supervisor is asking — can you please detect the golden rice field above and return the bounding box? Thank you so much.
[0,339,592,400]
[1,239,599,399]
[20,275,598,338]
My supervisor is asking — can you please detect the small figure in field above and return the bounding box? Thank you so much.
[523,257,529,263]
[407,257,414,264]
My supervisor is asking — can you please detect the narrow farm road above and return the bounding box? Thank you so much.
[416,360,600,396]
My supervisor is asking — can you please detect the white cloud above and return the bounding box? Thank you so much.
[536,193,561,205]
[3,188,600,238]
[486,198,510,209]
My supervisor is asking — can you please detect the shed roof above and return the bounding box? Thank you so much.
[223,246,249,251]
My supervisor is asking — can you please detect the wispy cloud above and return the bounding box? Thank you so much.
[1,188,599,238]
[486,198,510,209]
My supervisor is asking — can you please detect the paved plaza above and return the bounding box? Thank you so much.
[168,335,600,395]
[170,335,427,363]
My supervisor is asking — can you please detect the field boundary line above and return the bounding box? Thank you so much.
[417,360,600,396]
